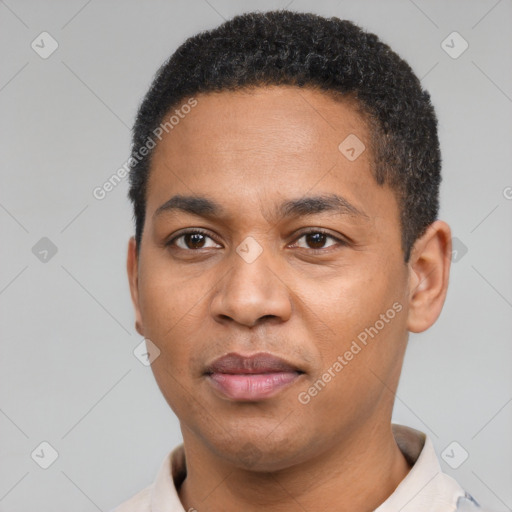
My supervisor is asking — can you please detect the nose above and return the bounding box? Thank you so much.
[209,246,292,328]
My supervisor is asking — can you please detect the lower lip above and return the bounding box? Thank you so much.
[207,372,302,401]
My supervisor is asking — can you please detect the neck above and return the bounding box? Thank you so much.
[178,422,412,512]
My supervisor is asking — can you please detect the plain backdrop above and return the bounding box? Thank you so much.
[1,1,511,511]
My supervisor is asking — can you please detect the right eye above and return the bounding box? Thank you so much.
[166,229,222,251]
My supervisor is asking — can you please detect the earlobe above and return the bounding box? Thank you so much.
[406,220,452,333]
[127,237,144,336]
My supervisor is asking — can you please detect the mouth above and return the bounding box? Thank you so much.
[204,352,305,401]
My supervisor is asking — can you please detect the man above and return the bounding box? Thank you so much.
[116,9,484,512]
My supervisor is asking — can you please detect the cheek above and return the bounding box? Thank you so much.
[308,256,407,369]
[138,252,206,336]
[312,268,387,335]
[137,276,201,398]
[140,270,199,413]
[295,306,406,437]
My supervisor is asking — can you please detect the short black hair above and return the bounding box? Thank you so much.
[128,9,441,263]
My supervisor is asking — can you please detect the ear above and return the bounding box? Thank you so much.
[406,220,452,333]
[127,236,144,336]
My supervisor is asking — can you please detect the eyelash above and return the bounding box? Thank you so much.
[165,228,348,253]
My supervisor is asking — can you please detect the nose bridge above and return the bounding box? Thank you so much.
[210,236,292,326]
[232,236,275,291]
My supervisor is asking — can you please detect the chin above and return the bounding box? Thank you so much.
[201,423,318,472]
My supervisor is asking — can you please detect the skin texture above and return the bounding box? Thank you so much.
[127,85,452,511]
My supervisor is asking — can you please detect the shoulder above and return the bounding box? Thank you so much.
[109,484,152,512]
[109,446,184,512]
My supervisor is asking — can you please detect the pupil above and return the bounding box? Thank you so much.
[307,233,326,249]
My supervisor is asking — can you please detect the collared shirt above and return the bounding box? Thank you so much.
[112,423,481,512]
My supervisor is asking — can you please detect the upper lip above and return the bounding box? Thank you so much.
[205,352,303,375]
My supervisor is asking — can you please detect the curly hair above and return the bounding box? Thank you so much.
[128,10,441,263]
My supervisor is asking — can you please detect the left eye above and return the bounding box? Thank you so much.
[292,231,345,251]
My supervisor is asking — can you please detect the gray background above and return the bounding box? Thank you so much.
[1,0,511,510]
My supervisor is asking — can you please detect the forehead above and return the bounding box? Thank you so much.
[146,86,398,229]
[153,85,368,161]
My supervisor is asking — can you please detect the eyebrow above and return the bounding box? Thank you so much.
[153,193,369,221]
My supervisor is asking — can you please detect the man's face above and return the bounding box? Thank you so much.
[128,86,412,470]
